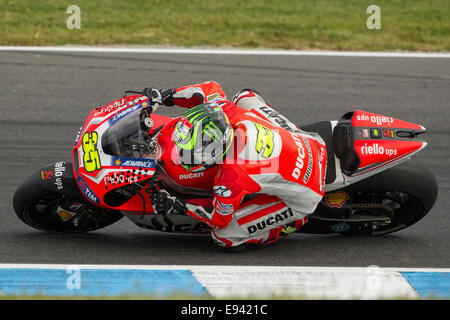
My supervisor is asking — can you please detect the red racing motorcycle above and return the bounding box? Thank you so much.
[13,90,438,237]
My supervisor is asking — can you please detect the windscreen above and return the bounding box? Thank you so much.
[101,108,155,158]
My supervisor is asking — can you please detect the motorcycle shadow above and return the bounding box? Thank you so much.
[6,224,430,266]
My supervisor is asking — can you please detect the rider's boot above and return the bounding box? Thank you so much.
[216,216,309,253]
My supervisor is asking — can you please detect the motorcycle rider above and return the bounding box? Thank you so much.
[148,81,327,251]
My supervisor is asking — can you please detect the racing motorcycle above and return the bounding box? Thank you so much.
[13,90,438,237]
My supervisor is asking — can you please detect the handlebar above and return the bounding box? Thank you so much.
[123,88,161,130]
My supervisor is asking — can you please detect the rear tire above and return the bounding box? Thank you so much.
[13,171,123,233]
[343,158,437,235]
[303,159,438,235]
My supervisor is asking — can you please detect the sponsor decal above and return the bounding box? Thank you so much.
[82,131,101,173]
[40,163,65,190]
[57,209,76,221]
[40,170,53,180]
[58,210,72,221]
[112,157,155,168]
[290,132,305,179]
[360,143,398,157]
[247,208,294,234]
[290,132,312,183]
[109,103,141,124]
[213,185,231,197]
[104,171,138,186]
[179,172,204,180]
[77,176,100,204]
[254,122,274,158]
[383,129,395,138]
[331,222,351,233]
[73,120,85,145]
[122,160,153,168]
[362,129,369,138]
[356,113,394,126]
[258,106,298,132]
[325,191,349,208]
[189,165,206,173]
[370,128,381,138]
[216,201,234,215]
[94,98,126,115]
[302,138,313,184]
[318,145,326,193]
[68,202,85,212]
[207,93,220,101]
[54,161,65,190]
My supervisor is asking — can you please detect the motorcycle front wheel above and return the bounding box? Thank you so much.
[13,171,123,233]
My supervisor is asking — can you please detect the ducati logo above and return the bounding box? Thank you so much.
[213,185,232,197]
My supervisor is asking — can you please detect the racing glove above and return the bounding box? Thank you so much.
[142,87,175,106]
[281,216,309,235]
[143,87,163,105]
[151,189,186,215]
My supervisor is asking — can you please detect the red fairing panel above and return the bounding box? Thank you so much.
[352,110,424,131]
[72,95,175,211]
[355,140,425,171]
[349,110,426,176]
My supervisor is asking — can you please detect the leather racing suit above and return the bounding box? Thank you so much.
[154,81,327,248]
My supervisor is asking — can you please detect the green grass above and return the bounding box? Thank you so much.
[0,0,448,51]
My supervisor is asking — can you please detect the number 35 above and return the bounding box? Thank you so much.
[82,131,101,172]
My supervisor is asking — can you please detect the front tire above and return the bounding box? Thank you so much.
[13,171,123,233]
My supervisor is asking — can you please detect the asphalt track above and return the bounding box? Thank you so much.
[0,50,449,268]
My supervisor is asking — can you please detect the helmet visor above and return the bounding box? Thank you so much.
[174,108,233,171]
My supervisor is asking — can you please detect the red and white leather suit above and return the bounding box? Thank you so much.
[159,81,327,247]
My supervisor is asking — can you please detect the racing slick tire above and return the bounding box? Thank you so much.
[13,171,123,233]
[302,158,438,236]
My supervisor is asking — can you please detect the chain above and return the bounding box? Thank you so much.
[352,202,395,218]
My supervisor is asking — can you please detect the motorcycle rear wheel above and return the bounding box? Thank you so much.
[303,158,438,235]
[344,158,437,235]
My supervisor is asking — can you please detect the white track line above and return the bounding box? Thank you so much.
[0,46,449,58]
[0,264,449,272]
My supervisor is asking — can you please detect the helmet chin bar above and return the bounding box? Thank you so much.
[177,140,231,173]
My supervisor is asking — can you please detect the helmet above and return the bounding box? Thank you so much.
[173,103,234,172]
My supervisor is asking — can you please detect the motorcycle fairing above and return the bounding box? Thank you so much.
[333,110,427,179]
[72,95,168,210]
